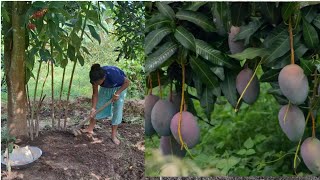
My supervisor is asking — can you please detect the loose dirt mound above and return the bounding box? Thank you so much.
[1,97,145,180]
[1,123,144,180]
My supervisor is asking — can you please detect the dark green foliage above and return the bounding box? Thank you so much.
[278,64,309,105]
[236,68,260,105]
[278,104,305,142]
[300,137,320,175]
[170,111,200,149]
[144,94,160,136]
[160,136,186,158]
[151,100,177,136]
[228,26,245,54]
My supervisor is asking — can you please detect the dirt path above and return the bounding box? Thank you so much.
[1,98,145,180]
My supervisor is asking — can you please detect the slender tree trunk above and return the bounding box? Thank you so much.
[6,1,29,138]
[64,61,77,129]
[35,62,49,137]
[51,61,55,128]
[30,62,42,140]
[58,66,66,129]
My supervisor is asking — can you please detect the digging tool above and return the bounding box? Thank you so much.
[71,99,113,136]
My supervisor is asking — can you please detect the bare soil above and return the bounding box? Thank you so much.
[1,98,145,180]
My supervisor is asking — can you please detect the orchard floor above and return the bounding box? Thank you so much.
[1,98,145,180]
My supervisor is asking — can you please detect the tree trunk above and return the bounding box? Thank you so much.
[6,1,29,138]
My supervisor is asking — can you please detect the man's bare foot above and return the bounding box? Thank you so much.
[112,136,120,145]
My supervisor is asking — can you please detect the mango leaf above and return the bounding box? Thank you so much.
[88,25,101,44]
[145,14,172,32]
[230,2,250,26]
[190,56,219,88]
[313,14,320,29]
[236,149,247,155]
[303,19,319,49]
[212,2,230,36]
[195,39,233,69]
[145,27,172,54]
[270,36,306,69]
[67,44,76,62]
[39,49,51,61]
[77,53,85,66]
[87,9,99,24]
[145,42,178,73]
[176,10,215,32]
[260,69,280,82]
[200,86,216,120]
[220,71,238,108]
[244,137,254,149]
[186,2,207,11]
[81,46,91,56]
[300,58,316,76]
[301,5,317,23]
[234,18,264,45]
[156,2,175,21]
[263,23,287,48]
[70,31,82,50]
[281,2,299,22]
[259,2,281,25]
[263,26,290,64]
[211,67,225,81]
[193,76,203,98]
[174,26,196,51]
[229,48,269,60]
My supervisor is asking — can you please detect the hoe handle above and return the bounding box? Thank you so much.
[74,99,113,129]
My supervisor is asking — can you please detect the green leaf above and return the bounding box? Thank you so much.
[234,18,264,45]
[145,14,172,32]
[236,149,247,155]
[260,69,280,82]
[156,2,175,21]
[211,67,225,81]
[200,86,215,120]
[186,2,207,11]
[67,44,76,62]
[174,26,196,51]
[145,42,178,73]
[70,31,82,50]
[313,14,320,29]
[77,53,85,66]
[195,39,233,69]
[39,49,51,61]
[301,5,317,23]
[212,2,230,36]
[190,56,219,88]
[220,71,238,108]
[81,46,91,56]
[230,2,250,26]
[300,58,316,76]
[263,23,287,49]
[254,134,267,143]
[303,19,319,49]
[88,25,101,44]
[244,137,254,149]
[263,26,290,64]
[145,27,172,55]
[1,7,10,22]
[281,2,299,22]
[176,10,215,32]
[87,9,99,24]
[246,149,256,156]
[259,2,281,25]
[229,48,269,60]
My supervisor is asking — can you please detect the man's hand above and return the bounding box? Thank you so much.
[90,108,96,118]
